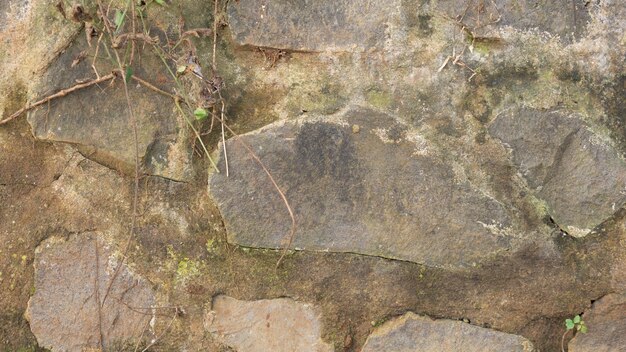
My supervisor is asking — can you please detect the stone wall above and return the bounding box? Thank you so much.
[1,0,625,351]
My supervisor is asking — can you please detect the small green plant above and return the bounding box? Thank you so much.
[561,315,587,352]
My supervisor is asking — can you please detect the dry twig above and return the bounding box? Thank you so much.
[0,73,116,125]
[94,240,104,350]
[97,0,141,309]
[211,113,296,268]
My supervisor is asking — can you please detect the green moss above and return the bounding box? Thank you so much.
[205,238,217,254]
[366,88,392,109]
[370,316,389,327]
[165,246,203,285]
[176,257,201,281]
[528,194,551,219]
[16,346,38,352]
[285,81,346,115]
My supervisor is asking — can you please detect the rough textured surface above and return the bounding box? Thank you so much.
[1,0,626,351]
[209,107,550,268]
[362,312,535,352]
[436,0,591,41]
[228,0,591,54]
[26,33,194,181]
[0,1,30,31]
[206,295,332,352]
[489,107,626,237]
[0,0,80,121]
[26,233,155,351]
[227,0,397,52]
[568,293,626,352]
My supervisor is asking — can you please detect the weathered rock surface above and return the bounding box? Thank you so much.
[0,0,80,121]
[206,295,332,352]
[26,233,155,351]
[227,0,397,52]
[209,107,550,268]
[2,0,626,350]
[362,312,535,352]
[436,0,591,41]
[568,293,626,352]
[228,0,591,54]
[489,107,626,237]
[25,33,194,181]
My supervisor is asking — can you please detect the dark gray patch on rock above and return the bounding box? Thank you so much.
[362,312,535,351]
[208,107,542,268]
[227,0,395,52]
[26,233,155,351]
[489,107,626,236]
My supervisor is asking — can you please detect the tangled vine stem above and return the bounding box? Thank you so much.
[3,4,298,349]
[561,329,571,352]
[0,73,116,125]
[97,0,141,310]
[209,112,297,268]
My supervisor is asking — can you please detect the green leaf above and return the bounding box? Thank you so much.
[580,325,588,333]
[125,66,133,83]
[194,108,208,120]
[154,0,166,5]
[177,65,187,74]
[114,10,125,29]
[565,319,575,330]
[573,315,581,324]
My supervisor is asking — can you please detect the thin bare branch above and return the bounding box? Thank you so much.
[92,32,105,78]
[141,310,178,352]
[97,0,141,308]
[94,240,104,350]
[220,100,229,177]
[131,74,180,101]
[212,113,296,268]
[133,317,151,352]
[0,73,116,125]
[212,0,219,70]
[112,33,157,48]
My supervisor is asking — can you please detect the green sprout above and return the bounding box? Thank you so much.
[194,108,208,121]
[561,315,587,352]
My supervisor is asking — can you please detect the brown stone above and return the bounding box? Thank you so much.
[26,233,155,351]
[362,312,535,352]
[206,295,332,352]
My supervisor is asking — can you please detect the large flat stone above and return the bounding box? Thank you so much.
[26,33,193,181]
[362,312,535,352]
[0,0,81,122]
[568,293,626,352]
[208,107,537,268]
[26,233,155,351]
[436,0,591,41]
[227,0,398,52]
[489,107,626,237]
[205,295,332,352]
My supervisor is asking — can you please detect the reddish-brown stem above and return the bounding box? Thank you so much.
[0,73,116,125]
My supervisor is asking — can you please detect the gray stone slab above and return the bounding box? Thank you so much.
[489,107,626,236]
[206,295,332,352]
[26,233,155,351]
[227,0,397,52]
[362,312,535,352]
[436,0,591,41]
[209,107,530,268]
[26,34,193,181]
